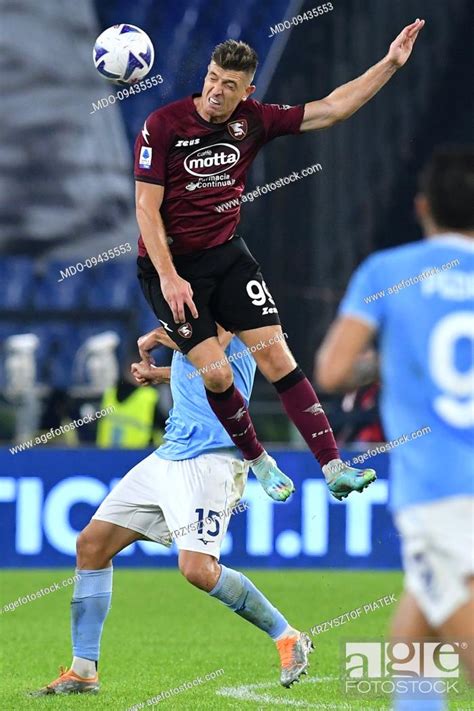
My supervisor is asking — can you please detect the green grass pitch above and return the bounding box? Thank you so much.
[0,569,470,709]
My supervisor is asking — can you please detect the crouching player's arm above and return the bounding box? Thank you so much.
[137,324,233,363]
[137,326,180,365]
[134,324,233,386]
[215,324,233,350]
[131,361,171,386]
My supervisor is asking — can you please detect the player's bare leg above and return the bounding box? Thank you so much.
[178,550,222,590]
[390,591,446,710]
[179,550,313,686]
[31,521,141,696]
[237,325,376,497]
[76,519,141,569]
[438,578,474,683]
[391,581,474,688]
[186,337,295,501]
[391,590,436,639]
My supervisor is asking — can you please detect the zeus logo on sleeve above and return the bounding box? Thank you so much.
[175,138,201,147]
[139,146,152,169]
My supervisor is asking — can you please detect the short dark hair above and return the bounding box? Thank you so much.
[419,146,474,230]
[211,39,258,78]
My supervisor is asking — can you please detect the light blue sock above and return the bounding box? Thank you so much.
[209,565,289,639]
[71,567,113,661]
[393,681,446,711]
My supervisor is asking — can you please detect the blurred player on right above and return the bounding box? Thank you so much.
[316,147,473,710]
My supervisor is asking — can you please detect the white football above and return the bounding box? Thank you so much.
[93,24,154,85]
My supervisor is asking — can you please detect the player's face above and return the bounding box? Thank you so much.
[200,61,255,122]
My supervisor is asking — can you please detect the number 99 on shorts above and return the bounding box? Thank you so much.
[246,279,278,315]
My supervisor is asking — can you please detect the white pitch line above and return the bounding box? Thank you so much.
[216,676,357,709]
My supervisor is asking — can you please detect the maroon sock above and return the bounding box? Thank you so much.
[273,366,339,467]
[205,384,264,461]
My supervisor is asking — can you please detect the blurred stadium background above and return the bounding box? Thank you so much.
[0,0,472,569]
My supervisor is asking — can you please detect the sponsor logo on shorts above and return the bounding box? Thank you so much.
[159,320,173,333]
[178,323,193,338]
[227,119,248,140]
[184,143,240,177]
[198,538,211,545]
[139,146,152,169]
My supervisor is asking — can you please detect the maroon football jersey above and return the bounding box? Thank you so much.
[134,94,304,256]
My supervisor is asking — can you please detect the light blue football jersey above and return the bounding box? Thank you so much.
[339,233,474,511]
[155,336,256,461]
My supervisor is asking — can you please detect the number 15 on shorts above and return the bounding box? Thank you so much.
[195,508,221,537]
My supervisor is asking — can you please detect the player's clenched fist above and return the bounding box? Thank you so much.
[160,272,199,324]
[131,360,170,386]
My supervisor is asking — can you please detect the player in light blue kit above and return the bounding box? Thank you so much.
[33,326,312,697]
[316,148,474,709]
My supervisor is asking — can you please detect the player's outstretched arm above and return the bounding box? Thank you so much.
[300,18,425,132]
[135,182,198,323]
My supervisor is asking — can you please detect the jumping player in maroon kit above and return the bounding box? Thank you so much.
[135,20,424,501]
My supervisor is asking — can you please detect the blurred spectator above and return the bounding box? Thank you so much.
[338,383,385,444]
[96,350,167,448]
[2,334,42,443]
[38,388,78,447]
